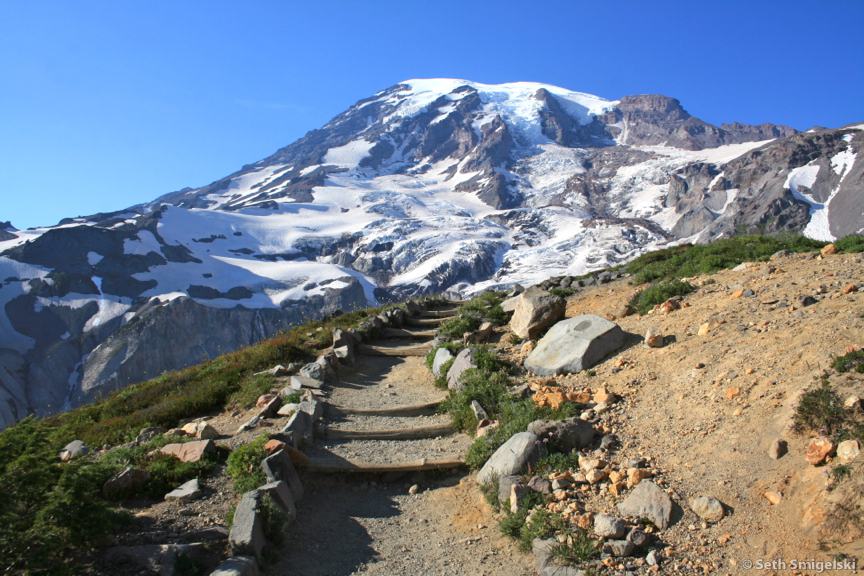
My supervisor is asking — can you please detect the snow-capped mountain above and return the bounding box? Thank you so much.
[1,79,861,428]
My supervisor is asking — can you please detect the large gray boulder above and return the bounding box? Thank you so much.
[431,347,454,377]
[477,432,543,485]
[210,556,259,576]
[508,288,565,339]
[617,480,674,530]
[446,348,476,391]
[262,449,304,502]
[525,315,626,375]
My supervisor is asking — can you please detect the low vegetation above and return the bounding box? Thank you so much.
[794,375,863,444]
[0,302,396,573]
[832,349,864,374]
[627,278,694,315]
[438,291,507,340]
[226,435,269,493]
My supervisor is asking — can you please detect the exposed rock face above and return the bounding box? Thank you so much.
[477,431,543,485]
[508,288,565,340]
[2,78,860,428]
[617,480,674,530]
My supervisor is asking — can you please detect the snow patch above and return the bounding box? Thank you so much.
[323,139,375,168]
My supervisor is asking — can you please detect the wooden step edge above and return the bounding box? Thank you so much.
[359,344,432,357]
[380,328,438,339]
[330,399,445,416]
[323,423,455,440]
[301,457,467,474]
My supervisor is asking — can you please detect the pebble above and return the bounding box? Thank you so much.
[768,438,787,460]
[408,484,420,495]
[837,439,860,463]
[763,491,782,505]
[688,496,725,523]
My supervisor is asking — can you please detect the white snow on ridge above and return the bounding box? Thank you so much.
[784,163,834,240]
[323,139,375,168]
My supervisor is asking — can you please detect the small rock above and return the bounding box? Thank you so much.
[477,432,543,485]
[103,466,151,500]
[844,395,862,411]
[527,476,552,495]
[804,436,834,465]
[158,440,215,463]
[627,528,648,547]
[605,539,635,557]
[165,478,201,502]
[264,439,286,455]
[697,323,711,336]
[799,295,817,307]
[768,439,788,460]
[627,467,653,488]
[585,469,608,484]
[688,496,725,523]
[837,439,860,463]
[59,440,89,462]
[470,400,489,421]
[820,243,837,257]
[135,427,164,444]
[276,403,299,417]
[594,514,627,538]
[645,327,664,348]
[617,481,673,530]
[646,549,659,566]
[408,484,420,495]
[256,394,277,409]
[431,347,454,377]
[841,283,858,295]
[763,491,782,505]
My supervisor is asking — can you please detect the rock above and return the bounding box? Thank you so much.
[299,361,326,381]
[520,341,535,355]
[697,322,711,336]
[509,483,531,513]
[498,475,522,506]
[408,484,419,495]
[799,295,818,306]
[617,481,674,530]
[211,556,260,576]
[228,491,265,561]
[627,528,649,547]
[59,440,88,461]
[475,419,499,438]
[837,439,860,463]
[255,394,277,409]
[820,243,837,256]
[688,496,725,523]
[501,294,521,313]
[592,386,616,404]
[159,440,215,463]
[585,469,608,484]
[276,403,298,417]
[477,432,543,485]
[258,481,296,524]
[257,395,282,418]
[298,398,322,421]
[431,347,454,377]
[446,348,476,391]
[842,283,858,295]
[281,410,313,447]
[261,449,304,502]
[844,395,862,411]
[627,467,653,488]
[165,478,201,502]
[599,434,617,451]
[524,315,627,376]
[644,327,664,348]
[182,420,219,439]
[264,439,286,455]
[578,456,605,473]
[473,321,495,343]
[508,288,566,339]
[236,415,261,434]
[805,436,834,465]
[594,513,627,538]
[103,466,151,500]
[604,539,635,557]
[645,549,659,566]
[763,491,782,505]
[135,427,164,444]
[470,400,488,421]
[768,438,788,460]
[527,418,596,452]
[527,476,552,495]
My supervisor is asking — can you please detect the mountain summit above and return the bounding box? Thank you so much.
[1,79,861,427]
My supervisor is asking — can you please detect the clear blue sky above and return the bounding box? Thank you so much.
[2,0,862,229]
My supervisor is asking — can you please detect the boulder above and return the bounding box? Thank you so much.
[446,348,476,391]
[59,439,88,462]
[527,418,596,452]
[688,495,724,523]
[158,440,215,463]
[298,398,322,421]
[228,491,265,561]
[165,478,202,502]
[281,410,313,447]
[258,481,296,524]
[594,513,627,538]
[508,288,565,339]
[805,436,834,465]
[210,556,259,576]
[262,449,304,502]
[837,439,860,463]
[617,480,674,530]
[103,466,151,500]
[501,295,521,314]
[470,400,488,421]
[525,315,626,375]
[477,432,543,485]
[182,420,219,439]
[604,539,635,557]
[431,347,454,377]
[135,427,164,444]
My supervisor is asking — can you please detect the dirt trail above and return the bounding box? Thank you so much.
[267,311,534,576]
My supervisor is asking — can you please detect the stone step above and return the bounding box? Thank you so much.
[327,399,445,416]
[406,316,453,327]
[302,456,466,474]
[380,327,438,340]
[417,308,460,319]
[322,422,455,441]
[359,343,433,357]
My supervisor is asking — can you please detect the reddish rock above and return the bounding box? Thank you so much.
[158,440,215,463]
[804,436,834,466]
[820,244,837,257]
[256,394,277,409]
[264,439,286,455]
[842,283,858,295]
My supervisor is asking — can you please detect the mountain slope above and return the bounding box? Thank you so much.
[1,79,861,428]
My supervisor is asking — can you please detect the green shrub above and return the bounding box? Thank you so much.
[518,508,568,551]
[835,234,864,253]
[549,287,577,298]
[443,368,511,432]
[438,291,506,339]
[550,530,599,565]
[534,452,582,475]
[626,234,824,284]
[227,435,269,493]
[793,378,847,437]
[479,478,500,511]
[628,279,694,315]
[228,374,277,409]
[283,390,302,404]
[832,350,864,374]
